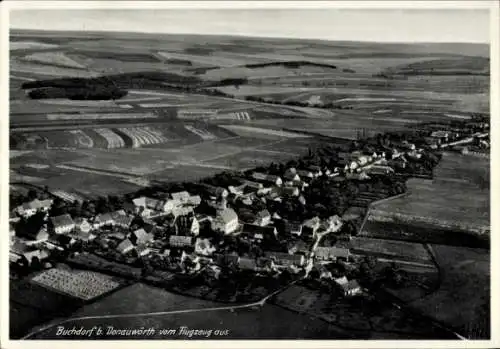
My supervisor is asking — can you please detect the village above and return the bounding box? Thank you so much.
[9,117,490,304]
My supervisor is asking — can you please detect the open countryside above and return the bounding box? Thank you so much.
[9,9,490,342]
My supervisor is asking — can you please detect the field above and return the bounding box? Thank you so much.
[272,284,447,338]
[409,245,490,339]
[31,267,123,301]
[10,279,85,339]
[350,237,434,265]
[362,153,490,241]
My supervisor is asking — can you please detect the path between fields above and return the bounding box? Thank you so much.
[22,280,299,340]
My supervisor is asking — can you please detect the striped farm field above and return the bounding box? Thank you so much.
[21,51,87,69]
[94,128,126,148]
[213,111,252,121]
[116,126,169,147]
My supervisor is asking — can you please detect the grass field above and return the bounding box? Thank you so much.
[364,153,490,239]
[350,237,433,265]
[409,245,490,339]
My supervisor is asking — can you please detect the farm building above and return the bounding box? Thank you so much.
[238,257,258,271]
[93,212,115,228]
[169,235,193,248]
[251,172,283,186]
[228,183,248,196]
[170,191,191,203]
[133,196,178,217]
[315,246,350,262]
[16,199,53,218]
[242,224,278,241]
[243,180,264,191]
[254,209,272,226]
[187,195,202,206]
[49,214,75,235]
[265,252,305,268]
[211,208,239,235]
[194,238,216,256]
[172,205,194,218]
[305,165,323,177]
[200,184,229,199]
[116,239,135,254]
[283,168,301,183]
[339,279,361,297]
[130,228,154,245]
[365,165,395,176]
[114,214,134,229]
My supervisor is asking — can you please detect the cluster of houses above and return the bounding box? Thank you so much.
[15,125,474,297]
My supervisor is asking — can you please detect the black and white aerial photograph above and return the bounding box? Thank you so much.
[2,1,497,346]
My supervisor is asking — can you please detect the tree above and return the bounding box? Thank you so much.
[27,189,38,201]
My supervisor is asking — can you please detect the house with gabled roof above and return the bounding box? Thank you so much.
[315,246,350,262]
[114,214,134,229]
[171,191,191,203]
[265,251,305,268]
[238,257,258,271]
[194,238,216,256]
[49,214,75,235]
[200,184,228,199]
[116,239,135,254]
[251,172,283,187]
[133,196,177,217]
[254,209,272,226]
[306,165,323,177]
[242,224,278,241]
[283,168,301,184]
[18,199,53,217]
[169,235,193,248]
[93,212,114,228]
[131,228,154,245]
[187,195,201,206]
[211,208,239,235]
[337,279,361,297]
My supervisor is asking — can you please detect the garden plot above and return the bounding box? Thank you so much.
[31,267,122,301]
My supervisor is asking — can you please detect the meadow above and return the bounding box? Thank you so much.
[409,245,490,339]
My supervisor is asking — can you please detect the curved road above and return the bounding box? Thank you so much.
[21,279,299,340]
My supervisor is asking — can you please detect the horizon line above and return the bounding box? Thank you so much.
[9,27,490,45]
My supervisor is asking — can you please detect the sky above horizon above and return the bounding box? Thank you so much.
[10,9,490,43]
